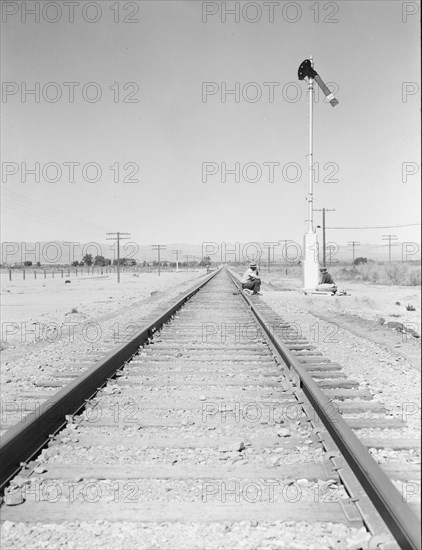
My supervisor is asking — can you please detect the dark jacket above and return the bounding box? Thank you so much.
[321,272,334,284]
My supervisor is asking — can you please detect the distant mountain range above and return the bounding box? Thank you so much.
[1,240,420,265]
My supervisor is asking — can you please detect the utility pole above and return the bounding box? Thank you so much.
[278,240,293,265]
[347,241,360,266]
[151,245,166,276]
[314,208,335,267]
[184,255,190,272]
[263,244,272,273]
[382,235,398,263]
[172,249,182,273]
[106,232,131,283]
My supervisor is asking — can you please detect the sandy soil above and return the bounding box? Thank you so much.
[1,270,206,360]
[260,272,421,369]
[0,270,210,412]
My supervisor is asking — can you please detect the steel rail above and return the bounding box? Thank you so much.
[0,269,220,490]
[227,268,421,550]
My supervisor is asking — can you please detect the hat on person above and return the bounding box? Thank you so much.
[249,262,257,268]
[319,267,327,272]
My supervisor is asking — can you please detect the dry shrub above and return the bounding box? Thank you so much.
[236,260,420,286]
[332,265,372,281]
[327,262,420,286]
[358,264,373,281]
[271,265,302,278]
[362,263,420,285]
[385,263,408,285]
[370,269,380,283]
[337,267,356,280]
[286,265,303,278]
[408,268,421,286]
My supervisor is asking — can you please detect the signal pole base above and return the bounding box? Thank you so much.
[302,232,319,292]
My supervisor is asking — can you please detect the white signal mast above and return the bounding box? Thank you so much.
[298,57,339,291]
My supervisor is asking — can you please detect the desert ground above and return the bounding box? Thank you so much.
[0,269,210,414]
[259,270,421,367]
[0,266,420,549]
[1,270,207,358]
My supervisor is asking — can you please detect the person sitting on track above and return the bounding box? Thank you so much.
[316,267,337,294]
[241,263,262,295]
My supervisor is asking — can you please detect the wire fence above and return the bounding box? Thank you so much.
[1,264,201,281]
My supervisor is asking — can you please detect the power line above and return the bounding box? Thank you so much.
[2,187,112,235]
[327,223,420,229]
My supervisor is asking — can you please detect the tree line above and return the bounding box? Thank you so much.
[18,255,213,268]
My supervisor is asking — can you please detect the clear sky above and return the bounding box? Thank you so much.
[1,0,420,253]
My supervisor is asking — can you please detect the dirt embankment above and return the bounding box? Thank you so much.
[260,274,421,371]
[258,275,420,436]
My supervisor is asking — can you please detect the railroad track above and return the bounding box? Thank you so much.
[0,268,420,549]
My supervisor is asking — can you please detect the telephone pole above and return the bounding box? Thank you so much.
[106,232,131,283]
[151,245,166,276]
[314,208,335,267]
[347,241,360,266]
[326,244,336,268]
[382,235,398,263]
[184,255,190,271]
[278,240,292,264]
[263,244,273,273]
[256,254,261,273]
[172,249,182,273]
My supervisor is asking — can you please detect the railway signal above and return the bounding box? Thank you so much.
[106,232,131,283]
[298,57,339,291]
[298,59,339,107]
